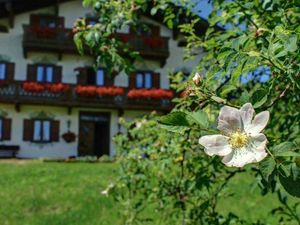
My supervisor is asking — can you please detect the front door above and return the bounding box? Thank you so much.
[78,112,110,157]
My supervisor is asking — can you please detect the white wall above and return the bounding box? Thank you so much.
[0,103,122,158]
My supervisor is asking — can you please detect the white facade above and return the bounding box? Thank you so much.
[0,0,202,158]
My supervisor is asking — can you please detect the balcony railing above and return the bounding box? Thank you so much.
[23,25,170,65]
[0,81,173,112]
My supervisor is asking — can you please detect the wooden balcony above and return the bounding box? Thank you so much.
[23,25,170,65]
[0,81,172,112]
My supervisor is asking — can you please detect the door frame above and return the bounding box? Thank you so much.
[78,111,111,156]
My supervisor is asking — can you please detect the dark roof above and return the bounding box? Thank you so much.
[0,0,72,18]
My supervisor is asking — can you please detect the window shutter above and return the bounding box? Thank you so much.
[23,119,33,141]
[6,62,15,81]
[152,72,160,88]
[53,66,62,83]
[105,70,114,86]
[128,72,136,88]
[2,118,11,140]
[27,64,37,81]
[57,17,65,28]
[30,15,40,26]
[51,120,60,142]
[152,25,160,36]
[76,67,88,85]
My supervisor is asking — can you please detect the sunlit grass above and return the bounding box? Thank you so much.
[0,160,289,225]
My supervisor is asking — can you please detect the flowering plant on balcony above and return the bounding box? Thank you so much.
[96,86,125,96]
[22,82,70,93]
[22,82,45,92]
[29,26,57,39]
[127,88,173,100]
[62,131,76,143]
[143,37,164,48]
[75,85,125,97]
[45,83,70,93]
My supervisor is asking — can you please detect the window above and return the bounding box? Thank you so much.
[33,120,51,142]
[0,63,6,80]
[86,68,106,86]
[36,65,54,83]
[136,72,153,88]
[40,18,56,28]
[23,119,59,142]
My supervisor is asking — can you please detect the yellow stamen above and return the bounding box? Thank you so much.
[228,131,249,149]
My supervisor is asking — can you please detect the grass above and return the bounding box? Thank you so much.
[0,160,291,225]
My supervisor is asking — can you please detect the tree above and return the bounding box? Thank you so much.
[75,0,300,224]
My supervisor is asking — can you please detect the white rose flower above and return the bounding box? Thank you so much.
[199,103,269,167]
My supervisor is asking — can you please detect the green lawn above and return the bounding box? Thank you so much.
[0,160,288,225]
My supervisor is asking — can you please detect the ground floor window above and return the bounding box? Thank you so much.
[23,119,60,143]
[33,120,51,142]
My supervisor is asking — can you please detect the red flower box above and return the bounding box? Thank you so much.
[45,83,70,93]
[75,85,125,97]
[127,89,173,100]
[22,82,45,92]
[29,26,57,39]
[143,37,164,48]
[22,82,70,93]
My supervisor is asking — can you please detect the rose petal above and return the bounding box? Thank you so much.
[246,111,270,135]
[199,135,232,156]
[240,103,254,130]
[221,147,256,167]
[217,106,242,135]
[250,133,268,161]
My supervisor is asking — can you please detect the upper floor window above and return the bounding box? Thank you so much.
[40,18,56,28]
[77,67,113,86]
[27,64,62,83]
[0,117,12,141]
[0,63,6,80]
[136,72,153,89]
[37,65,54,83]
[30,15,64,28]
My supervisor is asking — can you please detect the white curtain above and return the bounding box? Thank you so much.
[33,120,42,141]
[136,73,143,88]
[37,66,44,82]
[96,69,104,86]
[43,121,51,141]
[46,67,53,82]
[144,73,152,88]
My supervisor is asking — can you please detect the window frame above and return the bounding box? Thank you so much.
[32,119,52,143]
[135,71,153,89]
[36,64,55,83]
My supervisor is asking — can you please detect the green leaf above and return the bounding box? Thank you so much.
[279,165,300,198]
[259,156,276,181]
[211,96,226,104]
[252,89,268,108]
[158,111,190,128]
[284,34,298,52]
[159,124,188,134]
[187,110,209,128]
[273,142,297,156]
[275,151,300,157]
[74,33,84,54]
